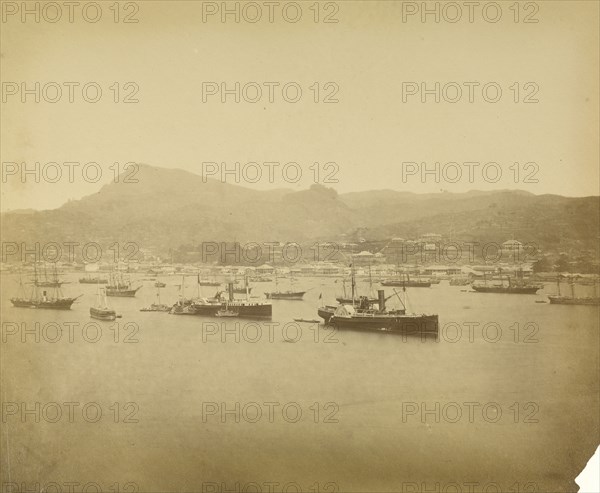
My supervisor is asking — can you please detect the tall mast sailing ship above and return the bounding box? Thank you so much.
[265,273,306,300]
[336,265,378,303]
[10,265,81,309]
[36,263,65,287]
[106,269,141,297]
[548,276,600,305]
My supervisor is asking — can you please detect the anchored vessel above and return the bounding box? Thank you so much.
[171,282,272,319]
[328,290,438,335]
[36,263,65,287]
[90,286,117,321]
[381,274,431,288]
[106,270,141,297]
[265,275,306,300]
[548,276,600,305]
[80,276,108,284]
[11,266,80,309]
[140,286,171,312]
[336,266,377,303]
[472,270,541,294]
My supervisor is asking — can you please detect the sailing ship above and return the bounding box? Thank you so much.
[336,265,378,303]
[106,270,141,297]
[265,274,306,300]
[36,263,65,287]
[90,286,117,320]
[548,276,600,305]
[472,269,541,294]
[10,266,81,309]
[140,286,171,312]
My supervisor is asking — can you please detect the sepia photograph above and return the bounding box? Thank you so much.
[1,1,599,492]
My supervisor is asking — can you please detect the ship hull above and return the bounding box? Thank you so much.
[381,281,431,288]
[191,302,272,318]
[106,286,141,297]
[329,314,439,335]
[90,307,117,321]
[266,292,306,300]
[11,298,76,310]
[472,286,540,294]
[318,306,337,323]
[171,300,272,318]
[548,296,600,305]
[336,297,377,304]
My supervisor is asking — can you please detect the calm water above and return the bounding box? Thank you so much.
[1,273,598,492]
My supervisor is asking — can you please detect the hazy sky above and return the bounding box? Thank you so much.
[1,0,598,211]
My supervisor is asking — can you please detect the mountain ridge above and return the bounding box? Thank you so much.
[2,164,598,254]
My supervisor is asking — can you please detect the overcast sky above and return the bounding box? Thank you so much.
[1,1,598,211]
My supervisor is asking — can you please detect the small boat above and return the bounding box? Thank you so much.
[154,281,166,288]
[80,275,108,284]
[294,318,320,323]
[140,286,171,311]
[140,304,171,312]
[216,308,240,317]
[90,287,117,321]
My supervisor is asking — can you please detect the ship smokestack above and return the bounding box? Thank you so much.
[378,289,385,311]
[228,282,234,301]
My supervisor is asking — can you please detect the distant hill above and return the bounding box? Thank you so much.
[1,164,598,255]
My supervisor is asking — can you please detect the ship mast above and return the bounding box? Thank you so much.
[245,272,249,301]
[351,263,355,305]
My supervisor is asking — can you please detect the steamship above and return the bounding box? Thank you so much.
[472,270,541,294]
[171,282,271,318]
[326,289,438,335]
[10,266,81,310]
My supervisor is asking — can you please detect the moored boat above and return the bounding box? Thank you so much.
[106,270,141,297]
[328,290,438,335]
[90,287,117,321]
[472,270,541,294]
[10,266,81,310]
[547,276,600,305]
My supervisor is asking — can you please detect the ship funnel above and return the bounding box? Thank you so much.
[228,282,234,301]
[378,289,385,311]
